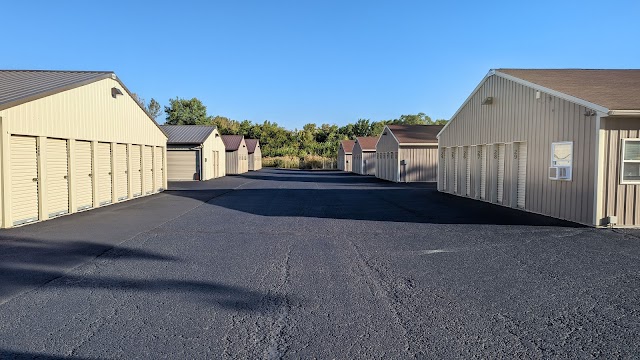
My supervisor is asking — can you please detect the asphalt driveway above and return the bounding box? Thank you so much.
[0,169,638,358]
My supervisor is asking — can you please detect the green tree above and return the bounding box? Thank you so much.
[147,98,162,121]
[353,118,371,137]
[434,119,448,125]
[164,97,208,125]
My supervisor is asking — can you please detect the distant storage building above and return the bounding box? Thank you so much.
[222,135,248,174]
[352,136,377,175]
[245,139,262,171]
[438,69,640,227]
[162,125,226,181]
[338,140,355,171]
[0,70,167,228]
[376,125,442,182]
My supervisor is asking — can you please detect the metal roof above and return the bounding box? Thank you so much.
[340,140,355,154]
[497,69,640,111]
[0,70,114,111]
[245,139,260,153]
[221,135,245,151]
[386,125,443,144]
[160,125,217,144]
[355,136,378,151]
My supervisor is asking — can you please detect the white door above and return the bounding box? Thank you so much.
[46,139,69,218]
[97,142,112,205]
[155,147,164,191]
[465,146,471,196]
[115,144,128,201]
[453,148,458,193]
[480,145,487,200]
[11,136,39,225]
[144,146,153,194]
[131,145,142,195]
[517,142,527,208]
[167,150,198,181]
[497,144,505,204]
[75,141,93,211]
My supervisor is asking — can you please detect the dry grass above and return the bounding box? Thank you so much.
[263,156,336,169]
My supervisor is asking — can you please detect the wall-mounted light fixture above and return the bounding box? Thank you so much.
[111,87,123,98]
[535,90,541,99]
[382,132,387,135]
[481,96,493,105]
[584,109,597,117]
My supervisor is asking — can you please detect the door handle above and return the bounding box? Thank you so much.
[32,178,38,182]
[88,174,92,177]
[63,175,68,179]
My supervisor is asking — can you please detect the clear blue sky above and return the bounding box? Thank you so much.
[2,1,639,129]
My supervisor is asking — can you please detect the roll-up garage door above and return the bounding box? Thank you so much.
[131,145,142,196]
[144,146,153,194]
[480,145,487,200]
[453,148,458,194]
[442,149,447,191]
[167,150,198,181]
[497,144,505,204]
[517,142,527,208]
[155,147,164,191]
[46,139,69,218]
[465,147,471,196]
[115,144,128,201]
[97,143,112,205]
[11,136,39,225]
[75,141,93,211]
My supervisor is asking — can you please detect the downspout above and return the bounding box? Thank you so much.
[593,112,606,226]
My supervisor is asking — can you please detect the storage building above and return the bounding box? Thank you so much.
[437,69,640,227]
[337,140,355,171]
[245,139,262,171]
[376,125,442,182]
[222,135,248,174]
[352,136,377,175]
[0,70,167,228]
[162,125,226,181]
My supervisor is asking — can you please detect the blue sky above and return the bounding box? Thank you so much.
[2,1,639,129]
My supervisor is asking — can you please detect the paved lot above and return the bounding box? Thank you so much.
[0,169,638,359]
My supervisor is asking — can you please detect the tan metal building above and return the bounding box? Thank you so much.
[245,139,262,171]
[352,137,377,175]
[376,125,442,182]
[162,125,226,181]
[0,70,167,228]
[337,140,354,171]
[222,135,248,174]
[438,69,640,227]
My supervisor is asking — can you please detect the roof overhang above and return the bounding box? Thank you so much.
[607,110,640,117]
[399,143,438,146]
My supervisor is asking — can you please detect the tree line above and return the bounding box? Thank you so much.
[133,96,447,158]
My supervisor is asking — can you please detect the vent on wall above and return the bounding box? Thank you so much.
[549,166,571,180]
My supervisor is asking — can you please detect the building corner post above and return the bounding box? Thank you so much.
[593,114,606,226]
[0,117,11,228]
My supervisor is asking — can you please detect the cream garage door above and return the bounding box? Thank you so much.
[154,147,164,191]
[75,141,93,211]
[46,139,69,218]
[131,145,142,196]
[167,150,198,180]
[517,142,527,208]
[97,143,112,205]
[11,136,39,225]
[115,144,128,201]
[143,146,153,194]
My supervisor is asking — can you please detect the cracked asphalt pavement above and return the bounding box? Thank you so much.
[0,169,638,358]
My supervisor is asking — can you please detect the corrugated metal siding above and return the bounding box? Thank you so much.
[200,130,226,179]
[225,139,249,175]
[602,117,640,226]
[251,146,262,171]
[337,148,345,171]
[0,78,165,146]
[438,74,597,225]
[10,136,39,225]
[46,139,69,217]
[352,145,362,174]
[130,145,142,196]
[114,144,128,201]
[376,131,398,182]
[75,140,93,210]
[362,151,376,175]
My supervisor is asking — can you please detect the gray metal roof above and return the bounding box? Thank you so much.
[0,70,114,111]
[160,125,218,144]
[245,139,259,153]
[221,135,245,151]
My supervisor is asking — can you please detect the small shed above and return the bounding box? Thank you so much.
[245,139,262,171]
[376,125,442,182]
[222,135,249,174]
[337,140,355,171]
[0,70,167,228]
[438,68,640,227]
[162,125,226,181]
[352,137,378,175]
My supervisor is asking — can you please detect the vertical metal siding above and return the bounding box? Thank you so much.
[602,117,640,226]
[438,74,597,225]
[97,142,112,205]
[46,139,69,217]
[11,136,39,224]
[375,130,398,182]
[399,146,439,182]
[75,140,93,210]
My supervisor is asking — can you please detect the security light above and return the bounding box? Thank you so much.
[481,97,493,105]
[111,87,123,98]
